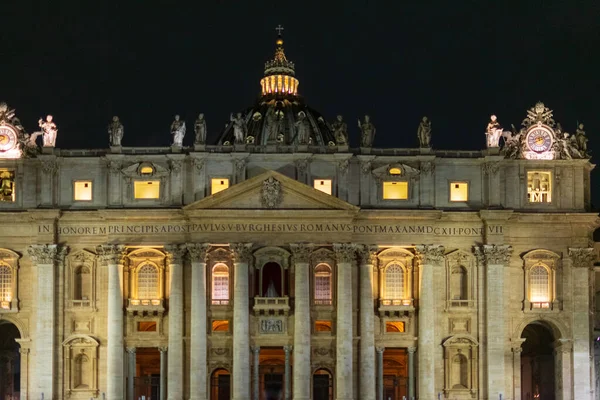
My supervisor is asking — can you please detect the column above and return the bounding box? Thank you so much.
[231,243,253,400]
[127,347,136,400]
[159,347,168,400]
[252,346,260,400]
[415,245,445,400]
[358,245,377,400]
[407,346,416,400]
[284,345,292,400]
[165,244,186,400]
[290,243,313,400]
[27,244,61,399]
[376,347,384,400]
[333,243,356,400]
[187,243,211,400]
[97,244,126,400]
[16,343,30,400]
[568,248,595,400]
[477,244,513,399]
[553,339,573,400]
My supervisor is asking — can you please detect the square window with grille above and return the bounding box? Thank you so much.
[314,264,332,305]
[212,264,230,305]
[137,264,159,300]
[0,265,11,309]
[527,171,552,203]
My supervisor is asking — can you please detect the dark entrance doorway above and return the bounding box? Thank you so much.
[259,347,286,400]
[134,348,161,400]
[264,373,283,399]
[211,368,231,400]
[521,323,556,400]
[0,321,21,400]
[383,348,408,400]
[312,368,333,400]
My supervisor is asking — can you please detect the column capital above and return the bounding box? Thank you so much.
[158,346,168,352]
[415,244,445,264]
[473,244,513,265]
[126,347,136,354]
[375,346,385,354]
[333,243,356,264]
[290,243,314,263]
[19,347,30,355]
[407,346,417,354]
[283,345,293,353]
[251,346,260,355]
[186,243,211,262]
[568,247,595,267]
[96,244,126,264]
[27,244,65,264]
[230,243,253,263]
[553,338,573,353]
[165,244,186,264]
[357,244,378,266]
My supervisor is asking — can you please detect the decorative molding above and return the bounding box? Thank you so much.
[290,243,313,263]
[477,244,513,265]
[169,160,182,174]
[333,243,356,264]
[234,158,247,172]
[482,162,500,175]
[338,159,349,174]
[40,160,59,175]
[360,161,372,175]
[261,176,282,209]
[106,160,122,174]
[230,243,253,263]
[568,247,595,267]
[96,244,126,264]
[165,244,186,264]
[415,244,445,264]
[295,159,309,174]
[253,246,291,270]
[192,158,205,172]
[420,161,435,175]
[357,245,378,266]
[27,244,61,264]
[186,243,211,262]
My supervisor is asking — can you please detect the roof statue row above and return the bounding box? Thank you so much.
[0,27,590,161]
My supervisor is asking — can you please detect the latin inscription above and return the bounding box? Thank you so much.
[39,222,503,237]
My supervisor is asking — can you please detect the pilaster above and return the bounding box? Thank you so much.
[126,347,136,400]
[357,245,377,400]
[165,244,186,400]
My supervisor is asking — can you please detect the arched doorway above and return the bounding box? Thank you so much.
[521,322,555,400]
[0,321,21,399]
[312,368,333,400]
[261,262,284,297]
[211,368,230,400]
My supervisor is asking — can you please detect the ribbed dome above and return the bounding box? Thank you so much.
[215,29,339,148]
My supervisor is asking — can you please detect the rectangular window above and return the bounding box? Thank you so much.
[134,180,160,199]
[137,321,157,332]
[313,179,332,195]
[315,320,332,332]
[0,171,15,202]
[385,321,405,333]
[211,178,230,195]
[527,171,552,203]
[74,181,93,201]
[212,320,230,332]
[450,182,468,202]
[383,181,408,200]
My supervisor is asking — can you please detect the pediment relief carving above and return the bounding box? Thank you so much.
[127,248,166,262]
[62,334,100,347]
[522,249,561,262]
[0,249,20,261]
[207,247,231,263]
[68,249,96,265]
[121,162,170,178]
[377,248,415,262]
[253,247,291,269]
[443,334,478,348]
[371,163,420,182]
[310,247,335,264]
[445,249,474,266]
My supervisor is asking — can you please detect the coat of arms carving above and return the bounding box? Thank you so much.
[261,177,282,209]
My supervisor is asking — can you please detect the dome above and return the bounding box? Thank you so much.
[215,30,339,148]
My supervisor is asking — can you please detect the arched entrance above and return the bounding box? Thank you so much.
[521,322,555,400]
[211,368,230,400]
[312,368,333,400]
[0,321,21,399]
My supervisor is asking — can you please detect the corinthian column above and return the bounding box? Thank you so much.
[357,245,377,400]
[165,244,186,400]
[333,243,356,400]
[568,247,595,400]
[187,243,211,400]
[290,243,313,400]
[97,244,127,400]
[27,244,64,400]
[415,244,445,400]
[475,244,512,399]
[231,243,253,400]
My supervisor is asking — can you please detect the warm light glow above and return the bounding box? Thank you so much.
[315,320,332,332]
[389,167,402,175]
[385,321,405,333]
[383,181,408,200]
[140,166,154,174]
[450,182,468,202]
[212,320,230,332]
[211,178,230,195]
[313,179,332,195]
[527,171,552,203]
[134,180,160,199]
[74,181,93,201]
[260,75,299,96]
[137,321,157,332]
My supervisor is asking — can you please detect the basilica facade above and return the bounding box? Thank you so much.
[0,33,598,400]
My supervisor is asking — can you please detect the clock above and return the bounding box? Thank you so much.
[526,126,553,153]
[0,125,17,152]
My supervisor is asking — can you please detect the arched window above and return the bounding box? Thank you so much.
[529,264,550,302]
[314,264,332,305]
[212,264,230,305]
[450,266,468,300]
[0,265,12,307]
[74,266,91,301]
[384,263,405,300]
[137,264,159,300]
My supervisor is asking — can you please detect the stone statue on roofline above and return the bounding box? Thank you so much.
[170,115,186,147]
[417,116,431,148]
[230,112,247,144]
[108,116,124,146]
[575,122,588,156]
[330,115,348,145]
[358,115,376,147]
[38,115,58,147]
[485,114,503,148]
[194,113,207,145]
[265,106,283,142]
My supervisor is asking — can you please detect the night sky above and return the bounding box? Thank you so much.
[3,2,600,202]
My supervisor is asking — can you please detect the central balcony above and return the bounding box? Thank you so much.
[253,296,290,316]
[378,298,414,317]
[127,298,165,316]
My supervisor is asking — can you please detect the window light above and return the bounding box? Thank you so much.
[74,181,93,201]
[450,182,468,202]
[134,181,160,199]
[383,181,408,200]
[211,178,230,195]
[313,179,332,195]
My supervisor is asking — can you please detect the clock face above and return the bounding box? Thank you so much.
[0,125,17,152]
[526,127,553,153]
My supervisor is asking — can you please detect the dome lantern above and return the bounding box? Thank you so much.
[260,25,299,97]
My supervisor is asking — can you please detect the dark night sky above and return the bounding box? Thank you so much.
[3,2,600,201]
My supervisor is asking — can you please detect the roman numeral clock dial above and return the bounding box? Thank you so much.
[526,127,553,153]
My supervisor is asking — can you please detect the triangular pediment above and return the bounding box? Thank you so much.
[183,170,359,211]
